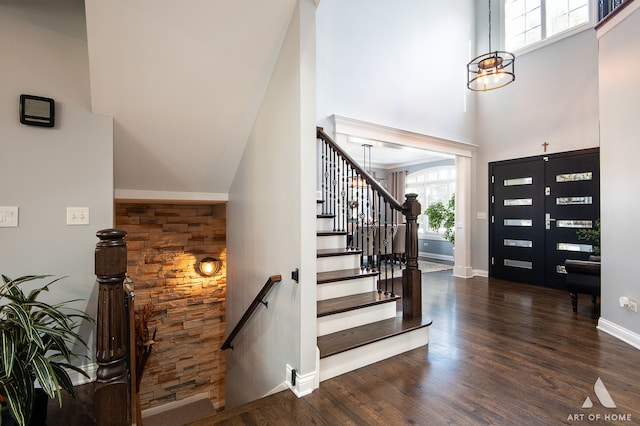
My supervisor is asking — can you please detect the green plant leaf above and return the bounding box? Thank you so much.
[31,353,58,401]
[0,329,16,377]
[0,275,95,425]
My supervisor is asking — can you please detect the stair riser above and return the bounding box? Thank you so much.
[316,235,345,250]
[317,255,360,272]
[317,302,397,336]
[317,276,377,301]
[319,328,430,382]
[317,217,334,232]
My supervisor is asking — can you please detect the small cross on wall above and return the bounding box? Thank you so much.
[542,141,549,152]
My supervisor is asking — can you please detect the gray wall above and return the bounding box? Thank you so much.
[316,0,476,143]
[225,0,317,407]
[472,29,600,275]
[598,8,640,339]
[0,0,114,369]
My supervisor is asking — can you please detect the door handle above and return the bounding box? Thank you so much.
[545,213,556,230]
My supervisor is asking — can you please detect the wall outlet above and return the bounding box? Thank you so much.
[619,296,638,312]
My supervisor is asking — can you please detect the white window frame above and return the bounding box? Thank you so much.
[502,0,596,55]
[406,165,456,238]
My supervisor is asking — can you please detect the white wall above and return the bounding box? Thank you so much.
[598,7,640,342]
[316,0,476,144]
[0,0,114,364]
[225,0,317,407]
[472,29,600,274]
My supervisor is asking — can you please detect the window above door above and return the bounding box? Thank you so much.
[503,0,593,53]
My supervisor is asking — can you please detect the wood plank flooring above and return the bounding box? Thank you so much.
[46,271,640,425]
[193,272,640,425]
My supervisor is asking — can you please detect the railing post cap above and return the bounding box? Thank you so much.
[96,228,127,240]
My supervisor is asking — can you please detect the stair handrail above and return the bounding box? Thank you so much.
[221,274,283,350]
[317,127,403,211]
[317,127,422,319]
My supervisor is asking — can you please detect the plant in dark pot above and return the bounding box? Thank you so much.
[0,275,93,426]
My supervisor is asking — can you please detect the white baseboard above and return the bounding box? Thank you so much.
[473,269,489,278]
[597,318,640,350]
[285,364,316,398]
[141,391,210,418]
[419,252,453,262]
[263,382,288,398]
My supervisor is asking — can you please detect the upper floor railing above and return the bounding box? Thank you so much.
[598,0,634,22]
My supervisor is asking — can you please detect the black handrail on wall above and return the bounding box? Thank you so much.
[221,275,282,351]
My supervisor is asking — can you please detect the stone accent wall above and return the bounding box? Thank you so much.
[115,203,227,411]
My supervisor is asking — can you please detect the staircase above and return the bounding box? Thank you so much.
[315,201,432,382]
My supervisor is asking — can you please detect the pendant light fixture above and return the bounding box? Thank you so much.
[467,0,515,91]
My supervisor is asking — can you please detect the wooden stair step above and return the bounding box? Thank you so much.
[317,291,399,317]
[317,268,378,284]
[317,213,334,219]
[318,313,432,358]
[317,230,348,237]
[317,248,362,258]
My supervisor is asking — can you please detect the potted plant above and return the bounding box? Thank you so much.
[424,194,455,245]
[577,218,600,257]
[0,275,93,426]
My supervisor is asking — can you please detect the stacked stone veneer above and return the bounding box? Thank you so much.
[115,203,227,411]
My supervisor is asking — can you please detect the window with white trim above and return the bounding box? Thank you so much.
[406,165,455,235]
[504,0,592,52]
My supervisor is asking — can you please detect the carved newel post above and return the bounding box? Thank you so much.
[94,229,130,425]
[402,194,422,319]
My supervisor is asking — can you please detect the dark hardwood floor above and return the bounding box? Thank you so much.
[47,271,640,425]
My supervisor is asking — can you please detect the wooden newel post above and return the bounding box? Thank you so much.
[402,194,422,319]
[94,229,130,425]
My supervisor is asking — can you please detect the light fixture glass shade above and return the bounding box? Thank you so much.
[467,51,515,91]
[198,257,221,276]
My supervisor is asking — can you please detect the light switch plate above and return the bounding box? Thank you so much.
[67,207,90,225]
[0,206,19,227]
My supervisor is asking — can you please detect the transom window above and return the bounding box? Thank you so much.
[406,165,455,235]
[504,0,591,52]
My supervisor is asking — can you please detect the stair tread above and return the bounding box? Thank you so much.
[318,313,432,359]
[317,213,334,219]
[317,291,399,317]
[317,268,378,284]
[317,230,348,236]
[317,248,362,258]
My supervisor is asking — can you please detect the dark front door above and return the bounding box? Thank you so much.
[489,149,600,289]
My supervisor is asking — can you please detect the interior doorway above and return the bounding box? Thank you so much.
[489,148,600,289]
[331,115,478,277]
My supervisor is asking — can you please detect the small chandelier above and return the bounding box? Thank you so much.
[467,0,515,91]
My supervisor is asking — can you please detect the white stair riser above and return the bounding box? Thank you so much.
[317,276,377,301]
[317,302,397,336]
[317,235,345,250]
[317,254,360,272]
[317,217,334,232]
[319,328,429,382]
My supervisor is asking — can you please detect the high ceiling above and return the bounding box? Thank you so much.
[84,0,298,198]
